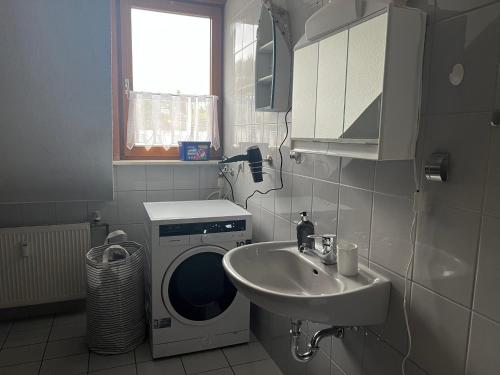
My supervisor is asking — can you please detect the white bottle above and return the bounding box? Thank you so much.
[337,241,358,276]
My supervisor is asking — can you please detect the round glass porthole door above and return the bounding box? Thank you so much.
[162,246,237,323]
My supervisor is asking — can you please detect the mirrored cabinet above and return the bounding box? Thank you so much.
[291,5,426,160]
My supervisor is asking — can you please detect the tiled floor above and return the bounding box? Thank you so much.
[0,313,283,375]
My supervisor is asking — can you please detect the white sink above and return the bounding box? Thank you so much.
[223,241,390,326]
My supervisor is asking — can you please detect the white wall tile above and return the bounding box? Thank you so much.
[429,2,500,113]
[314,155,341,183]
[370,193,414,276]
[247,202,261,242]
[421,112,490,212]
[291,175,313,221]
[414,205,481,306]
[146,190,174,202]
[484,127,500,217]
[473,215,500,322]
[200,189,222,200]
[374,160,416,199]
[337,186,373,258]
[261,168,277,214]
[340,158,375,191]
[331,327,365,375]
[436,0,493,20]
[306,350,331,375]
[466,313,500,374]
[311,180,339,235]
[173,189,200,201]
[410,284,470,375]
[115,165,146,191]
[199,166,221,189]
[145,166,174,191]
[275,173,293,221]
[274,216,291,241]
[261,208,275,242]
[292,153,315,178]
[369,263,409,354]
[173,166,200,189]
[362,331,403,375]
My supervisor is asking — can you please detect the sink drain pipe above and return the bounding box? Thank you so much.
[290,320,345,363]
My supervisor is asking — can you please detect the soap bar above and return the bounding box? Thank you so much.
[337,241,358,276]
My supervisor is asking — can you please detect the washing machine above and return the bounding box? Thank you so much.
[143,200,252,359]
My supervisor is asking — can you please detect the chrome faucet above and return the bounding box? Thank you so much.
[301,234,338,265]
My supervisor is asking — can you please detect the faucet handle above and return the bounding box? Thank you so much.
[307,234,337,252]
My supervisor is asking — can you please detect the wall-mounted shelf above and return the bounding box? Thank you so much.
[255,2,291,112]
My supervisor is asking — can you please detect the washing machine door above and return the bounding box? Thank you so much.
[162,245,237,325]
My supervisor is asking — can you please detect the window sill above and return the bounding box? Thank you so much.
[113,159,222,166]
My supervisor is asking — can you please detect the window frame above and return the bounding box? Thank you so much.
[112,0,224,160]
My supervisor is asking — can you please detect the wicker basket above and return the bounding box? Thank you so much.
[86,231,145,354]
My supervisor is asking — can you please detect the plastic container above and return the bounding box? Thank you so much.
[337,241,358,276]
[178,141,211,161]
[296,212,314,250]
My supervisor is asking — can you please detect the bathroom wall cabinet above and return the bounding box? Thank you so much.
[291,5,426,160]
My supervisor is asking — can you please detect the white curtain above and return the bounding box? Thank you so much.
[127,91,220,151]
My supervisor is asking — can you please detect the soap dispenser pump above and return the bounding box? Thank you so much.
[297,212,314,250]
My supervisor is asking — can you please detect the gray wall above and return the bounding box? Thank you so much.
[0,0,113,202]
[0,164,222,244]
[223,0,500,374]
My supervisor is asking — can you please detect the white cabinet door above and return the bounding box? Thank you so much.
[291,43,319,140]
[344,13,387,140]
[315,30,348,140]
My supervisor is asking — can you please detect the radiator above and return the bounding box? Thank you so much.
[0,223,90,309]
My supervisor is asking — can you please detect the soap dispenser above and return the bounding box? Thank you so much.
[297,212,314,250]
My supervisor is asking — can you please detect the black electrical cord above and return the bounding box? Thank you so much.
[219,167,235,202]
[244,106,291,209]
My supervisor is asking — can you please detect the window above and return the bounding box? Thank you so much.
[113,0,223,160]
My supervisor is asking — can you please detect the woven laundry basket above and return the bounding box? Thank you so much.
[86,231,145,354]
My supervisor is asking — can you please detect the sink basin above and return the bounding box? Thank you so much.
[223,241,390,326]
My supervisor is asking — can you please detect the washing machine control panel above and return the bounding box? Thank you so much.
[159,220,246,237]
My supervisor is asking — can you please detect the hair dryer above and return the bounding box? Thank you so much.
[219,146,263,183]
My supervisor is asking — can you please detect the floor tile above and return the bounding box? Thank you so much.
[223,342,269,366]
[11,316,53,333]
[44,336,89,359]
[137,357,185,375]
[232,359,283,375]
[181,349,229,374]
[53,312,86,328]
[4,327,50,348]
[89,351,135,372]
[89,364,137,375]
[134,341,153,363]
[200,368,233,375]
[49,323,86,341]
[0,343,45,367]
[0,321,12,334]
[39,353,88,375]
[0,361,41,375]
